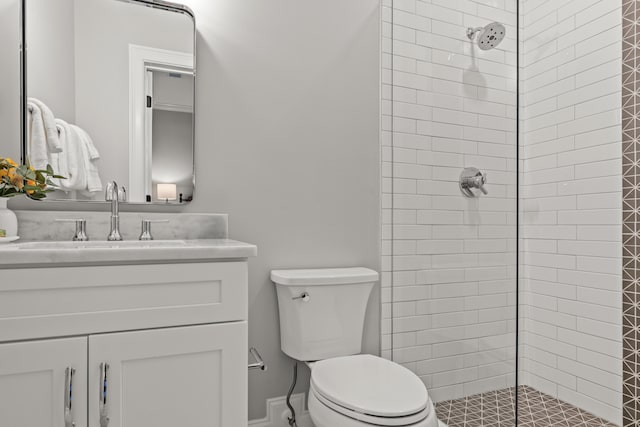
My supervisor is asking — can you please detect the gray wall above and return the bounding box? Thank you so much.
[74,0,193,190]
[0,0,381,419]
[0,0,20,162]
[152,110,194,201]
[26,0,76,122]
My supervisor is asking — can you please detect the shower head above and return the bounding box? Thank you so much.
[466,22,506,50]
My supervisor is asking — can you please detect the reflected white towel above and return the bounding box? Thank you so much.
[27,103,49,170]
[71,125,102,193]
[51,119,70,188]
[27,98,62,164]
[53,119,86,191]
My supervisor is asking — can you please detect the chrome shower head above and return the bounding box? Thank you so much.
[467,22,506,50]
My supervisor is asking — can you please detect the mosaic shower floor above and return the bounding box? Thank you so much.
[435,386,617,427]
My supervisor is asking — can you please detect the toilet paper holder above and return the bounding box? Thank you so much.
[248,347,267,371]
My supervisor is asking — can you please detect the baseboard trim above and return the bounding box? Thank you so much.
[249,393,314,427]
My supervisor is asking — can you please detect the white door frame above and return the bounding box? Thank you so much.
[129,44,193,202]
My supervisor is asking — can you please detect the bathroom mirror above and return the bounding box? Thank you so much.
[21,0,195,204]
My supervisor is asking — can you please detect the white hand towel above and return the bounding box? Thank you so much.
[71,125,103,193]
[54,119,86,191]
[50,119,71,188]
[27,103,49,170]
[27,98,62,154]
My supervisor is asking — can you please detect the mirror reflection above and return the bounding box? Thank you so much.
[25,0,195,204]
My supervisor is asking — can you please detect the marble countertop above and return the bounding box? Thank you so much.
[0,239,258,268]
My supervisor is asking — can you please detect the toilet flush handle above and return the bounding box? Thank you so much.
[292,292,310,302]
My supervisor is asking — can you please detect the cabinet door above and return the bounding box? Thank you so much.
[88,322,247,427]
[0,337,88,427]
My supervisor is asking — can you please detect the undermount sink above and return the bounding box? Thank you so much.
[16,240,188,250]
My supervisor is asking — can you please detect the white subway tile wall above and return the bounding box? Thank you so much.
[519,0,621,424]
[382,0,518,403]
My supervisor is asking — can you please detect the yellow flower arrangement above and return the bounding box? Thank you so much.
[0,158,64,200]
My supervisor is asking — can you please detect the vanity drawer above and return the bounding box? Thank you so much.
[0,262,248,342]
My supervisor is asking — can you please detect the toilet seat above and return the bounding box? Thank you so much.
[311,384,432,426]
[310,354,431,426]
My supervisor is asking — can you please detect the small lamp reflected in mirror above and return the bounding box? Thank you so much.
[157,183,177,203]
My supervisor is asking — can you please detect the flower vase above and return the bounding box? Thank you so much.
[0,198,18,239]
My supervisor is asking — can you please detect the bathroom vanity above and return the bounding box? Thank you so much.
[3,0,260,425]
[0,232,257,427]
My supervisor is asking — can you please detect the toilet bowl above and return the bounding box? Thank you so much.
[271,268,441,427]
[309,390,438,427]
[307,354,439,427]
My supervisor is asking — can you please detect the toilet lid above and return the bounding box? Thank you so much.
[310,354,429,418]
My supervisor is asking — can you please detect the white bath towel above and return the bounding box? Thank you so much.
[26,98,62,170]
[71,125,102,193]
[53,119,86,191]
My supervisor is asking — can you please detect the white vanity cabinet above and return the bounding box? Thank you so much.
[0,337,88,427]
[87,322,247,427]
[0,258,251,427]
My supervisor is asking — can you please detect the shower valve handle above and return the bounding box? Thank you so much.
[460,167,488,197]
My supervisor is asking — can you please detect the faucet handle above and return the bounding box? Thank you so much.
[477,173,488,195]
[139,220,169,241]
[56,219,89,241]
[118,186,127,202]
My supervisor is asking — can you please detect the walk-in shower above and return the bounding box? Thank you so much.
[383,0,623,425]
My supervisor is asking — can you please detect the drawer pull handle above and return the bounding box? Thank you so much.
[248,348,267,371]
[64,367,76,427]
[99,363,110,427]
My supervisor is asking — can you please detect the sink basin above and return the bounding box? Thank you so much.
[17,240,188,250]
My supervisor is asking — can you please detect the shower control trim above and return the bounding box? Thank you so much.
[460,167,488,198]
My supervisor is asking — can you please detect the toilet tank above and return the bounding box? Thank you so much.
[271,267,379,361]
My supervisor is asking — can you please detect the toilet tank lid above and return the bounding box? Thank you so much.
[271,267,379,286]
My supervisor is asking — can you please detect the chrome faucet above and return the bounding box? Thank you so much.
[105,181,123,241]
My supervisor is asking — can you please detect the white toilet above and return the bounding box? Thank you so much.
[272,267,440,427]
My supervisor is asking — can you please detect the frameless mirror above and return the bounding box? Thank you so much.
[22,0,195,204]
